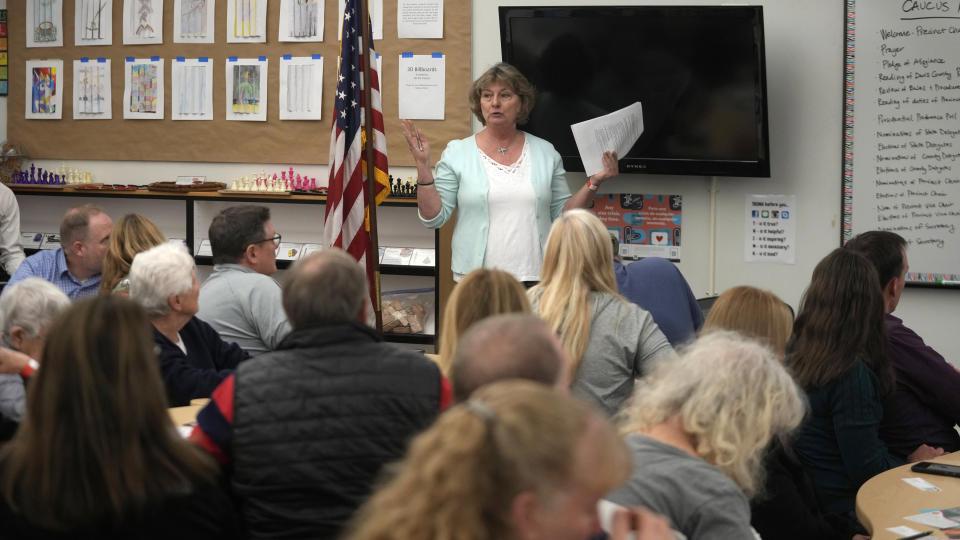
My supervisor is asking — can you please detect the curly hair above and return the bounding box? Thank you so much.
[621,330,806,497]
[468,63,537,126]
[345,380,630,540]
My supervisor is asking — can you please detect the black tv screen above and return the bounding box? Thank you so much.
[499,5,771,177]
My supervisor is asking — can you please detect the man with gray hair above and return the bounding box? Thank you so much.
[0,278,70,423]
[3,205,112,299]
[451,313,569,401]
[190,248,451,539]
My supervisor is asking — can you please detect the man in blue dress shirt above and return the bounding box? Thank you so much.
[3,205,112,300]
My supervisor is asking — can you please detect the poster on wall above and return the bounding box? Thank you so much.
[73,57,111,119]
[25,59,64,119]
[172,57,213,120]
[591,193,682,260]
[0,10,8,96]
[75,0,112,46]
[745,194,796,264]
[278,0,324,42]
[226,57,268,121]
[122,57,165,119]
[174,0,215,43]
[227,0,268,43]
[279,55,322,120]
[26,0,64,48]
[123,0,163,45]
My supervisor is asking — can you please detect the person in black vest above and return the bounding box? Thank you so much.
[190,247,452,540]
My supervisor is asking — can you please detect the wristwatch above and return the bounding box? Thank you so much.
[587,180,599,192]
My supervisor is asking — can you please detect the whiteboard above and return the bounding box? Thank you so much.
[843,0,960,285]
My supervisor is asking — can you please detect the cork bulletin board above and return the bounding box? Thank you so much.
[8,0,472,165]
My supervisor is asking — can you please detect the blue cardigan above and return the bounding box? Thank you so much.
[420,133,572,275]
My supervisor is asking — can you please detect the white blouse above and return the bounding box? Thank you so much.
[473,140,543,282]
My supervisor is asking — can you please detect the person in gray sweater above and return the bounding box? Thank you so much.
[198,205,291,356]
[606,331,806,540]
[529,210,673,416]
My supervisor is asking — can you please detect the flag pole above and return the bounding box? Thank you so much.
[359,0,383,331]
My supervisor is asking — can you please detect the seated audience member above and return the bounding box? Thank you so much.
[606,331,806,540]
[700,286,857,540]
[99,213,166,294]
[529,209,673,416]
[790,248,942,526]
[611,235,703,346]
[198,205,291,356]
[845,231,960,456]
[0,278,70,425]
[0,296,239,538]
[450,312,566,401]
[0,182,25,279]
[190,248,452,540]
[346,380,673,540]
[436,268,532,373]
[3,205,112,300]
[702,285,793,357]
[129,242,248,407]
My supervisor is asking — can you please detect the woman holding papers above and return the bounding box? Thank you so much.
[401,62,618,284]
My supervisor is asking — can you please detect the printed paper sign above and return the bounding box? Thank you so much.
[746,194,796,264]
[591,193,682,260]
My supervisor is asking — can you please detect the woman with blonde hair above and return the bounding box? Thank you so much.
[346,379,672,540]
[0,295,239,536]
[529,209,673,416]
[436,268,531,373]
[606,331,807,539]
[99,213,166,294]
[702,285,793,357]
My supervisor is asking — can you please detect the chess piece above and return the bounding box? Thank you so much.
[84,172,92,184]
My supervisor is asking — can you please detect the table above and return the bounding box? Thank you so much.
[856,451,960,539]
[167,398,209,427]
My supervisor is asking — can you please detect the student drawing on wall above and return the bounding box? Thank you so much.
[34,0,58,42]
[181,0,208,38]
[32,68,55,114]
[233,66,260,114]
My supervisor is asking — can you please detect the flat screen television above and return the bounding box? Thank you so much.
[499,5,771,177]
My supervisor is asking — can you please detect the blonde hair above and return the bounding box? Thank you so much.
[100,214,166,294]
[622,331,806,497]
[529,209,622,377]
[702,286,793,358]
[346,380,630,540]
[437,269,532,374]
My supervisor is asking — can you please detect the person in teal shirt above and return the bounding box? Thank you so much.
[400,63,618,283]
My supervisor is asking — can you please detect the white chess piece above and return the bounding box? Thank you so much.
[84,171,92,184]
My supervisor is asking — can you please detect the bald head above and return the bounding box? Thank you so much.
[451,313,566,401]
[282,248,367,328]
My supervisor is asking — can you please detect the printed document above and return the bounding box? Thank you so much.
[570,102,644,176]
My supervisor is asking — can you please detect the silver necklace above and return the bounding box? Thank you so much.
[493,132,518,156]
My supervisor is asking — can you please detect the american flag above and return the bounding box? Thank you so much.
[324,0,389,317]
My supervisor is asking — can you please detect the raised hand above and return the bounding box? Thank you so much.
[400,119,431,165]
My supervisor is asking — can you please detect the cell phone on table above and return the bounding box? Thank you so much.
[911,461,960,478]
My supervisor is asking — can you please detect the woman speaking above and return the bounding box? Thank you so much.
[401,63,618,283]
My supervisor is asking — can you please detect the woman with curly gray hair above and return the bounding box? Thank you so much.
[606,330,806,540]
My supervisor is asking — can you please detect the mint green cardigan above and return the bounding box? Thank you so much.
[419,133,572,275]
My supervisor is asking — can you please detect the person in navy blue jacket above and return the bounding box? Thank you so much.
[129,241,248,407]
